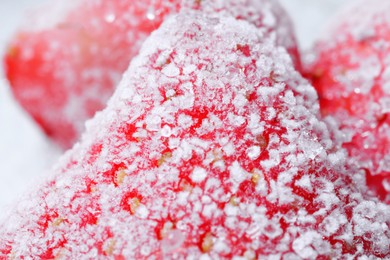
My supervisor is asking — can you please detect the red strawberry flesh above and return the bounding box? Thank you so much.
[1,11,388,259]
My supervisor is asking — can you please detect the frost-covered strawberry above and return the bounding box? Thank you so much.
[2,11,388,259]
[4,0,299,148]
[306,0,390,203]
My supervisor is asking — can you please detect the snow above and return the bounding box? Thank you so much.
[0,0,355,244]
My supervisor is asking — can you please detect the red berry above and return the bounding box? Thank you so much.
[306,0,390,203]
[4,0,300,148]
[2,11,387,259]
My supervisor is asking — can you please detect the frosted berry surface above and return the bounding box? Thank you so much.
[1,11,388,259]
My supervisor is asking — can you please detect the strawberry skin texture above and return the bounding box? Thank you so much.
[1,11,388,259]
[4,0,300,149]
[307,0,390,203]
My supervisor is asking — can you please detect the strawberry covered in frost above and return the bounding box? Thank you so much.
[306,0,390,203]
[1,11,388,259]
[4,0,300,148]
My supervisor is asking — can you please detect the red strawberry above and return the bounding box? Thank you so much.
[306,0,390,203]
[4,0,300,148]
[2,11,388,259]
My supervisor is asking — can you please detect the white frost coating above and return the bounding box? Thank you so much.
[161,125,172,137]
[248,113,264,134]
[202,203,217,218]
[120,87,134,100]
[229,161,249,186]
[292,231,322,259]
[228,113,246,127]
[213,239,230,255]
[223,142,236,156]
[246,146,261,160]
[232,93,249,110]
[224,204,239,217]
[162,63,181,78]
[1,8,389,260]
[177,114,194,129]
[136,204,149,219]
[320,209,347,236]
[352,201,390,254]
[161,230,185,254]
[191,167,208,183]
[176,192,190,206]
[295,175,313,192]
[283,90,297,106]
[183,64,197,75]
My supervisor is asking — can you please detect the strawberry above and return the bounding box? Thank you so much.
[306,0,390,203]
[4,0,300,148]
[2,11,388,259]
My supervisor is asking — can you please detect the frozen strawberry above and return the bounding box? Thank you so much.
[306,0,390,203]
[2,11,387,259]
[4,0,300,148]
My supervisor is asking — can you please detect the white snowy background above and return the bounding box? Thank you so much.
[0,0,352,220]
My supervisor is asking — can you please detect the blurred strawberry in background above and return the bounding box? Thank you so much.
[306,0,390,203]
